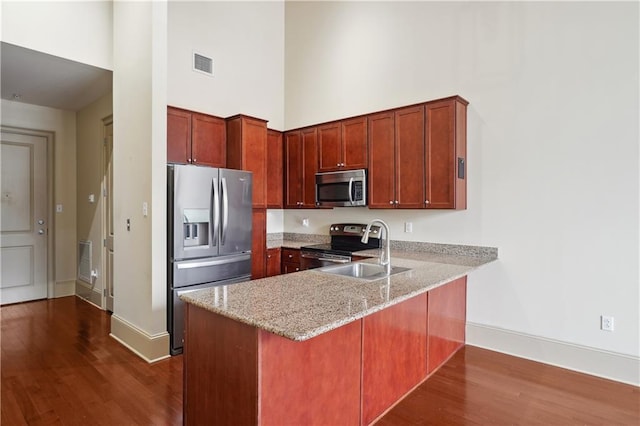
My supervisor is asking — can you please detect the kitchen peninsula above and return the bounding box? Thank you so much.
[180,243,497,425]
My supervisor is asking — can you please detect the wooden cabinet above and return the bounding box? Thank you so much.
[167,106,226,167]
[368,105,425,208]
[427,276,467,373]
[281,248,300,274]
[368,96,467,210]
[266,248,281,277]
[425,97,467,209]
[226,115,268,208]
[251,209,266,279]
[362,293,428,424]
[284,128,317,208]
[266,129,283,208]
[317,117,367,172]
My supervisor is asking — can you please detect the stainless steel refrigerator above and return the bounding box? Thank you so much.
[167,164,252,355]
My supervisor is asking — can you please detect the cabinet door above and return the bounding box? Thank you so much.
[266,248,281,277]
[426,99,466,209]
[317,123,341,172]
[342,116,367,170]
[301,128,318,208]
[266,130,284,208]
[192,113,226,167]
[395,105,425,208]
[167,107,191,164]
[368,112,396,208]
[284,131,303,208]
[280,248,300,274]
[227,116,267,208]
[251,209,266,279]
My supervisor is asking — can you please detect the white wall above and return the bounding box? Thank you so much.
[111,1,168,360]
[1,0,113,70]
[1,100,77,296]
[167,1,285,129]
[284,0,639,369]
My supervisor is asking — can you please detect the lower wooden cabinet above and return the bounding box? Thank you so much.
[427,276,467,373]
[362,293,428,424]
[266,248,281,277]
[281,248,301,274]
[184,276,468,426]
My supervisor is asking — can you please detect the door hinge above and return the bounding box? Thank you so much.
[103,188,107,197]
[103,288,107,297]
[103,137,107,145]
[103,239,107,247]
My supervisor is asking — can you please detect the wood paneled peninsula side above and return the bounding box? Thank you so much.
[180,245,497,426]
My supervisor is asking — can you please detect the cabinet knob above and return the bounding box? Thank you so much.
[425,200,430,205]
[288,254,293,258]
[193,158,197,163]
[395,200,399,204]
[389,200,394,205]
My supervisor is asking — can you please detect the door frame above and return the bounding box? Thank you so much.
[1,125,55,299]
[102,115,113,311]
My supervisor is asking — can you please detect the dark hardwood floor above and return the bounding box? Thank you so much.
[1,296,638,425]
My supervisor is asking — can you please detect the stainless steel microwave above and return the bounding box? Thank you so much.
[315,169,367,207]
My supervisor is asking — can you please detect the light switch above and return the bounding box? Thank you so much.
[142,202,148,217]
[88,194,95,203]
[56,204,63,213]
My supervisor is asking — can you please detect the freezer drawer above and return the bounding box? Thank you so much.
[171,254,251,289]
[170,275,250,355]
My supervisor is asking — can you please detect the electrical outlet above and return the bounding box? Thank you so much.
[404,222,413,233]
[601,315,614,332]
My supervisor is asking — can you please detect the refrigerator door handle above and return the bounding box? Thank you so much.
[221,177,229,245]
[175,254,251,269]
[212,178,220,246]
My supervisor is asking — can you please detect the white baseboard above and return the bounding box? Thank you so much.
[110,314,170,363]
[74,281,103,308]
[53,280,75,298]
[466,322,640,386]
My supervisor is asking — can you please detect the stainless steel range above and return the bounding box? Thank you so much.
[300,223,382,270]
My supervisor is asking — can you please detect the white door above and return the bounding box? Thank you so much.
[0,130,48,304]
[103,119,114,312]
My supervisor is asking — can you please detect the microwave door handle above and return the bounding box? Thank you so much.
[221,177,229,245]
[348,177,355,205]
[212,178,219,246]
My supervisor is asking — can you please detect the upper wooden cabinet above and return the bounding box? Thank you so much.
[425,97,467,209]
[266,129,283,209]
[368,96,467,210]
[284,128,317,208]
[167,106,226,167]
[226,115,268,208]
[317,117,367,172]
[368,105,425,208]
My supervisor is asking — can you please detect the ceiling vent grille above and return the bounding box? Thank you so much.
[193,52,213,76]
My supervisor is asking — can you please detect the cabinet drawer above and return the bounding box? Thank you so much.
[281,248,300,263]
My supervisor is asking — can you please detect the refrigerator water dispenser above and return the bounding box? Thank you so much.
[183,209,209,247]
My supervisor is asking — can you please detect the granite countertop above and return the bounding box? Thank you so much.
[180,243,498,342]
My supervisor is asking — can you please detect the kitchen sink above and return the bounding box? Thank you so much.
[317,262,411,281]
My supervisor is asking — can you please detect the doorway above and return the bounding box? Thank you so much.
[0,128,50,304]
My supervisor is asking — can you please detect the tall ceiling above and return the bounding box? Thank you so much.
[1,42,112,112]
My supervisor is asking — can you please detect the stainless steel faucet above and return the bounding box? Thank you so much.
[361,219,391,275]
